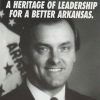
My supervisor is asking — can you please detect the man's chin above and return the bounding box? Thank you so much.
[41,80,65,90]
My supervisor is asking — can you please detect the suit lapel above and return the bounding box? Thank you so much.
[65,87,74,100]
[20,83,35,100]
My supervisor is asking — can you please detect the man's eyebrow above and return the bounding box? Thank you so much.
[59,42,71,46]
[34,42,50,47]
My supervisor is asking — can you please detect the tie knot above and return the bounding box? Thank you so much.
[50,97,58,100]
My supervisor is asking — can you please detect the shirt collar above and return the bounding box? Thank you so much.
[27,79,65,100]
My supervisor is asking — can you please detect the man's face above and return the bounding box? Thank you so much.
[28,21,76,90]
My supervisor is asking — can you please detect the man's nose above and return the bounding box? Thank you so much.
[48,50,60,65]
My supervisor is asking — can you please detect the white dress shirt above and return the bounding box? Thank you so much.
[27,79,65,100]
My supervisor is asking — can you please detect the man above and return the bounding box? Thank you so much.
[1,18,95,100]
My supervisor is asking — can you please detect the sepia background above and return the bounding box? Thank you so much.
[0,0,100,100]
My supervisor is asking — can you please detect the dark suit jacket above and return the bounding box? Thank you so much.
[1,83,95,100]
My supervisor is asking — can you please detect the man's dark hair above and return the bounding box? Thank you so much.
[20,18,80,56]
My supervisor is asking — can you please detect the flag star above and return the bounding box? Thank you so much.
[0,84,5,96]
[4,63,13,75]
[0,10,5,18]
[9,19,16,26]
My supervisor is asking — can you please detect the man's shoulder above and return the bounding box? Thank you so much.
[0,84,33,100]
[0,86,24,100]
[66,88,96,100]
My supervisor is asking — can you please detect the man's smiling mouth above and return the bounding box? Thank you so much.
[45,67,64,72]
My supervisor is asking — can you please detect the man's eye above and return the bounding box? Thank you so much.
[37,46,49,54]
[60,46,71,52]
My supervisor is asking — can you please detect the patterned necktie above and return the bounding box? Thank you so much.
[50,97,58,100]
